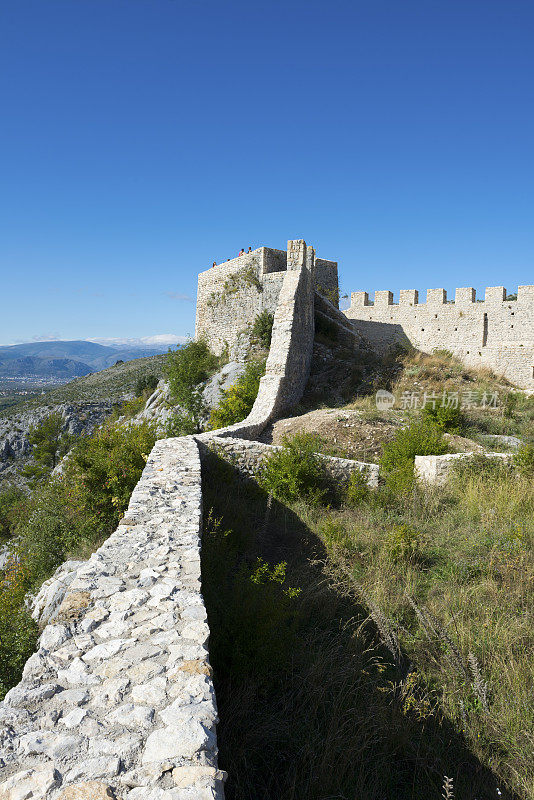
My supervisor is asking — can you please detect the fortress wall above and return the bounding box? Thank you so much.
[0,437,225,800]
[202,437,379,487]
[195,250,266,355]
[198,241,318,441]
[195,244,339,357]
[345,286,534,388]
[315,259,339,306]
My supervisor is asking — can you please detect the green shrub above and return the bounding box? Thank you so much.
[422,402,465,432]
[514,443,534,477]
[22,412,73,483]
[0,488,26,543]
[202,512,301,680]
[259,433,328,505]
[16,477,102,586]
[69,420,157,526]
[380,420,447,494]
[135,374,159,397]
[251,311,274,349]
[165,339,218,429]
[386,523,424,562]
[209,359,265,429]
[116,396,145,419]
[344,470,370,507]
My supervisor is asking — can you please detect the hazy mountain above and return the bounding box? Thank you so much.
[0,339,178,380]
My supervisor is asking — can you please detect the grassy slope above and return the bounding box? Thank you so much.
[203,350,534,800]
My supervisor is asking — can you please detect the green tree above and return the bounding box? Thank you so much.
[23,412,72,483]
[0,488,26,543]
[164,340,218,431]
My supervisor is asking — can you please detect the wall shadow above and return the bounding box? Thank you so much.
[200,450,517,800]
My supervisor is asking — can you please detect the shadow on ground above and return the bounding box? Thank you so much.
[200,449,516,800]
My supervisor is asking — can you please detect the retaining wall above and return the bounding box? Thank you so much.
[414,451,513,486]
[202,437,379,488]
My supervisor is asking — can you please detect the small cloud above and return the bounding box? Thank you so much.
[163,291,193,301]
[31,332,62,342]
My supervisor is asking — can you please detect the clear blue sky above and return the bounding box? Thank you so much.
[1,0,532,344]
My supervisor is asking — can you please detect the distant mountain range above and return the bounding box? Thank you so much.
[0,339,179,380]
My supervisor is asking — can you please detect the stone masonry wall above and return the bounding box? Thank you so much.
[195,244,338,356]
[415,451,513,486]
[0,437,225,800]
[198,241,318,441]
[345,285,534,389]
[201,437,379,488]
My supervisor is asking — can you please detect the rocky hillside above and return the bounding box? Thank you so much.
[0,354,168,488]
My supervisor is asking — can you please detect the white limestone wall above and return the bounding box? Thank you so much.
[199,241,317,442]
[202,437,379,488]
[415,451,513,486]
[0,437,225,800]
[195,243,339,357]
[345,285,534,389]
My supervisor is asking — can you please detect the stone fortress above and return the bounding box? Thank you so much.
[0,240,531,800]
[196,241,534,389]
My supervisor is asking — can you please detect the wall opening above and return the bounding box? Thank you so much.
[482,313,488,347]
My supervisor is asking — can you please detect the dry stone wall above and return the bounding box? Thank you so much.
[345,285,534,389]
[0,437,225,800]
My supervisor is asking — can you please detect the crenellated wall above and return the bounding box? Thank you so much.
[345,285,534,388]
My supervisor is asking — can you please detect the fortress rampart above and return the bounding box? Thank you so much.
[345,285,534,389]
[195,244,338,355]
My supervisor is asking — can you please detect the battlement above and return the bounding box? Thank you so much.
[350,285,534,306]
[346,283,534,388]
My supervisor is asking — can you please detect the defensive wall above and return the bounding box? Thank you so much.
[345,285,534,389]
[1,239,530,798]
[195,243,338,356]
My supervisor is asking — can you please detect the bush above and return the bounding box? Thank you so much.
[165,339,218,429]
[22,412,72,483]
[0,488,26,543]
[344,470,369,507]
[251,311,274,349]
[380,420,447,494]
[202,512,301,681]
[514,443,534,477]
[209,359,265,429]
[69,420,157,526]
[259,433,328,505]
[135,374,159,397]
[422,402,465,432]
[386,523,424,562]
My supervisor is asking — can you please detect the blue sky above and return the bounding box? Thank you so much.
[1,0,532,344]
